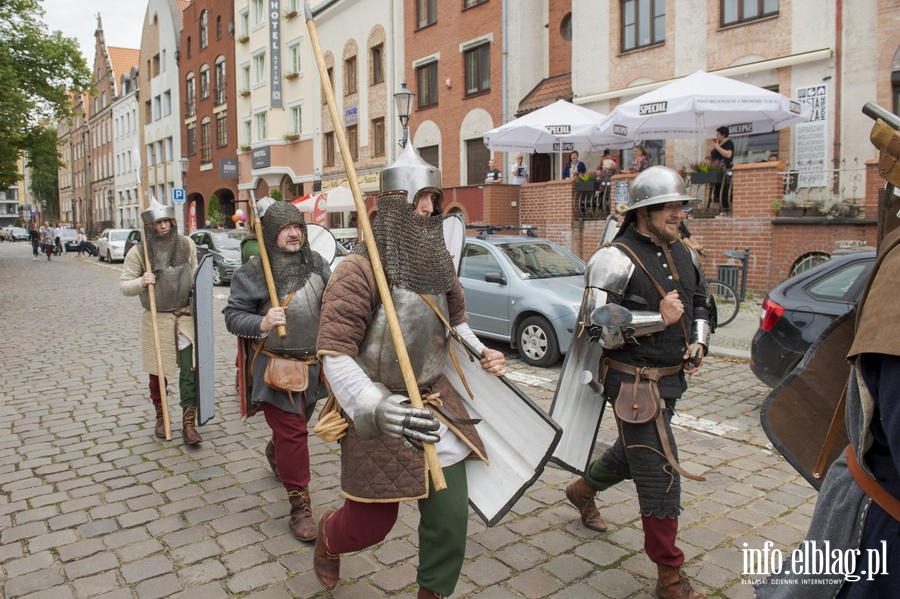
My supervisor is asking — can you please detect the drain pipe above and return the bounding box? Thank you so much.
[831,0,842,194]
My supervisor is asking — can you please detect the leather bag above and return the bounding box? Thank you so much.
[313,394,348,442]
[263,356,309,399]
[614,379,661,424]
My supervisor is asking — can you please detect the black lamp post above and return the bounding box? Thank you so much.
[179,155,189,233]
[393,81,415,148]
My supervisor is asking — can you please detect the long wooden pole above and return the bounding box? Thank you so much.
[304,2,446,490]
[248,192,287,339]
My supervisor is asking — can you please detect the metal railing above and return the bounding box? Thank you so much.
[780,159,867,205]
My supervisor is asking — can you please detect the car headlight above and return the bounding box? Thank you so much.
[223,257,240,266]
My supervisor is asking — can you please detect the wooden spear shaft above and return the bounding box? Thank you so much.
[248,192,287,339]
[304,1,446,491]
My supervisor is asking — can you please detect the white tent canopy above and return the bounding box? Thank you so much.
[483,99,633,154]
[596,70,811,142]
[294,185,357,213]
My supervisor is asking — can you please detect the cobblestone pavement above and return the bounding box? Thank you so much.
[0,241,817,598]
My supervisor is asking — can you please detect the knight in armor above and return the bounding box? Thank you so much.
[222,199,331,542]
[119,201,203,445]
[563,166,711,599]
[313,144,506,598]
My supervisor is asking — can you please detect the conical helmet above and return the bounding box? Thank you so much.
[380,142,443,210]
[140,197,176,226]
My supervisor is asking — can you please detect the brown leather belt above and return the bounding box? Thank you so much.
[603,358,705,482]
[846,446,900,521]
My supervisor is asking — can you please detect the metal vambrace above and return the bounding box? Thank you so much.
[691,319,712,354]
[353,382,440,443]
[589,304,666,349]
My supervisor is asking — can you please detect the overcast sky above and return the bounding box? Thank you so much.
[40,0,147,64]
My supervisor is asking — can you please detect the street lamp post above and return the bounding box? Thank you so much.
[179,155,189,234]
[393,81,415,148]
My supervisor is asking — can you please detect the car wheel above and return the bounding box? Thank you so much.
[212,265,223,286]
[516,315,560,367]
[107,250,112,263]
[98,249,105,261]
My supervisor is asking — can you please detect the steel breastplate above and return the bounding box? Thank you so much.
[356,288,448,389]
[141,263,193,312]
[262,273,326,357]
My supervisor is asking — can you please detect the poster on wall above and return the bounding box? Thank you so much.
[794,85,828,188]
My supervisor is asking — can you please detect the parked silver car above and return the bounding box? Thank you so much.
[459,234,585,367]
[97,228,139,263]
[2,226,29,241]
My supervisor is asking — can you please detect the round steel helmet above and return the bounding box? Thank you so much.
[380,141,442,207]
[624,166,697,212]
[140,199,176,226]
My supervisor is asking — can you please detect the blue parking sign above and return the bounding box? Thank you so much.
[173,188,186,204]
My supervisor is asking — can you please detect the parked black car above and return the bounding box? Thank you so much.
[189,229,248,285]
[750,249,876,387]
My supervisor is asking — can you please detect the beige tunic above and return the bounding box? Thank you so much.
[119,239,197,376]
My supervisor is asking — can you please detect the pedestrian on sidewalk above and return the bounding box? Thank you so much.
[313,152,506,598]
[40,222,54,260]
[119,201,203,445]
[29,224,40,260]
[76,227,86,257]
[561,166,711,599]
[223,199,331,543]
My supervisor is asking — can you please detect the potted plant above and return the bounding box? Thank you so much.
[687,159,725,185]
[574,173,601,192]
[284,9,298,19]
[237,34,249,44]
[238,144,251,153]
[777,192,805,217]
[284,71,299,80]
[239,89,250,98]
[282,132,300,142]
[814,194,851,220]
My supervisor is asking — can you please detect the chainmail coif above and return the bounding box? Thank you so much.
[242,200,323,298]
[145,220,191,271]
[351,191,454,295]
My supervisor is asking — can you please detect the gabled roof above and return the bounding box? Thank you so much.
[516,73,573,117]
[176,0,191,26]
[108,47,140,87]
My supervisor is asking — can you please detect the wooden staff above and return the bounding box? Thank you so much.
[135,197,172,440]
[304,2,446,490]
[248,192,287,339]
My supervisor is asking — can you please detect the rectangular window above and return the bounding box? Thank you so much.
[416,0,436,29]
[345,56,357,95]
[289,44,301,74]
[325,132,335,165]
[348,125,358,160]
[215,61,226,105]
[621,0,665,52]
[290,106,302,134]
[147,143,155,166]
[200,69,210,98]
[465,44,490,95]
[254,112,267,141]
[721,0,778,26]
[201,121,211,163]
[240,11,249,36]
[465,138,490,185]
[163,91,171,116]
[216,113,227,147]
[153,96,161,120]
[252,0,264,25]
[242,65,251,90]
[243,120,252,146]
[253,54,266,84]
[373,118,385,156]
[416,62,438,108]
[371,44,384,85]
[186,77,196,116]
[200,10,208,48]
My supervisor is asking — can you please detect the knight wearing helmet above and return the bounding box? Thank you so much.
[313,142,507,598]
[119,200,203,445]
[561,166,712,599]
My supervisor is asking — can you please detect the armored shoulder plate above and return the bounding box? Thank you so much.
[585,245,635,296]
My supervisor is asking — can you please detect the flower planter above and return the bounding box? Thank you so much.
[574,180,601,193]
[284,10,298,19]
[778,207,805,218]
[689,171,724,185]
[285,72,299,80]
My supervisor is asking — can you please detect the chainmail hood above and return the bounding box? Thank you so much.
[243,200,322,298]
[145,220,191,271]
[351,191,454,295]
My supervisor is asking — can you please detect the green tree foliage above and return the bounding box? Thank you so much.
[27,126,62,220]
[207,193,223,226]
[0,0,91,187]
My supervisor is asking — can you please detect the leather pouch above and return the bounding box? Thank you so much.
[313,395,348,442]
[614,379,661,424]
[263,356,309,397]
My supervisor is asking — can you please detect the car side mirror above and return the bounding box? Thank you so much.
[484,272,506,285]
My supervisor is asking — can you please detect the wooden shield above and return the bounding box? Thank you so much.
[760,308,856,490]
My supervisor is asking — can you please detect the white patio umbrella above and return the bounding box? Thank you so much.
[483,99,633,154]
[596,70,811,142]
[293,185,357,213]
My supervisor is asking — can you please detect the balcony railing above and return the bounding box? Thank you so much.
[780,159,867,204]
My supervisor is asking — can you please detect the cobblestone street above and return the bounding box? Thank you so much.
[0,241,817,598]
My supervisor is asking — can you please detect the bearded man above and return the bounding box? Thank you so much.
[562,166,711,599]
[223,199,330,542]
[119,202,202,445]
[313,144,506,598]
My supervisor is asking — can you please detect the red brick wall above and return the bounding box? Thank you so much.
[548,0,572,78]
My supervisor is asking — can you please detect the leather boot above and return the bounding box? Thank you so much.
[314,510,340,589]
[287,488,316,542]
[655,565,706,599]
[264,439,281,481]
[565,477,608,532]
[181,406,203,445]
[153,404,166,438]
[417,588,444,599]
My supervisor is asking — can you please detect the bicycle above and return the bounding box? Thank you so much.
[695,248,740,327]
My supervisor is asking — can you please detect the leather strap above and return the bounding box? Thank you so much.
[654,410,706,482]
[418,293,475,400]
[813,382,848,480]
[846,446,900,521]
[604,358,683,382]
